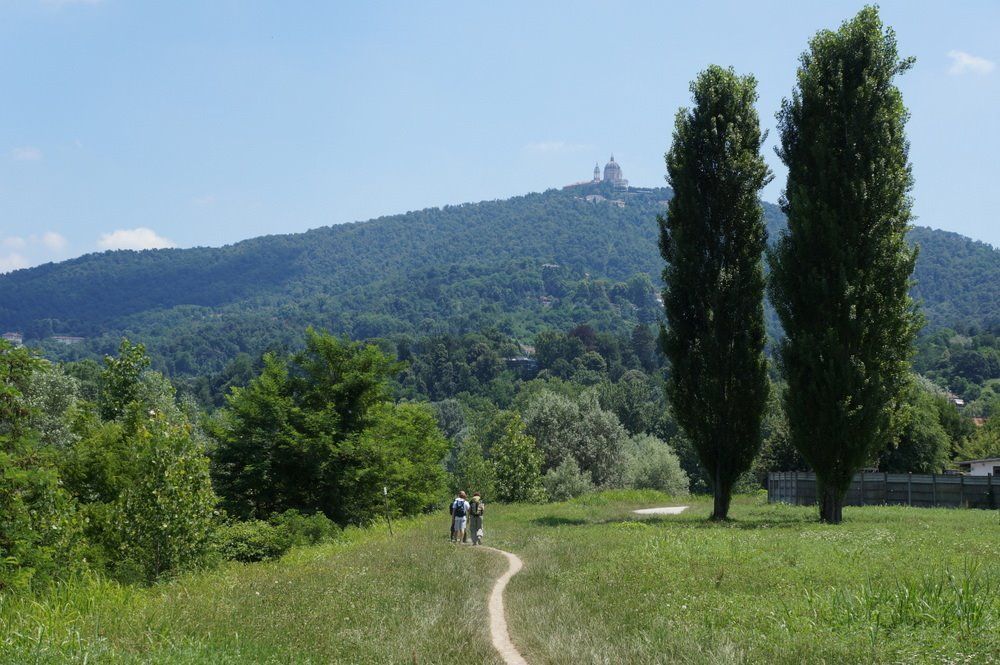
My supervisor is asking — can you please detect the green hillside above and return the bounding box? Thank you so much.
[0,182,996,375]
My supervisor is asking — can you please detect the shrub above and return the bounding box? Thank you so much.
[621,434,689,495]
[216,520,291,563]
[269,510,340,547]
[544,458,594,502]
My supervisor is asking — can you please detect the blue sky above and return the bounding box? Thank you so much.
[1,1,997,272]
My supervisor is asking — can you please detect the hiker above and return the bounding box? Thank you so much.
[450,491,470,543]
[468,492,485,545]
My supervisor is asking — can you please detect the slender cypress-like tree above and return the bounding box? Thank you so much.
[769,7,921,523]
[660,65,771,520]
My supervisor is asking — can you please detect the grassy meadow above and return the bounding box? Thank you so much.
[2,492,998,664]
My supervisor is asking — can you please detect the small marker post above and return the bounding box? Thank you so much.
[383,486,393,536]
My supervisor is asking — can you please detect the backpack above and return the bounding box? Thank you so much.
[469,499,483,516]
[453,500,467,518]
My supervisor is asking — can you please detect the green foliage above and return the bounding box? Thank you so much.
[769,7,921,522]
[0,441,84,592]
[215,520,291,563]
[0,341,85,592]
[961,415,1000,460]
[544,458,594,502]
[522,390,628,486]
[343,403,449,521]
[450,438,497,501]
[661,65,771,518]
[106,412,218,583]
[879,382,951,473]
[212,330,446,525]
[268,509,340,548]
[60,341,218,583]
[620,433,689,495]
[99,339,151,421]
[489,412,546,503]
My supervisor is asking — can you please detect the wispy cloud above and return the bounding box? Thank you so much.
[41,231,67,252]
[523,141,593,154]
[2,236,28,250]
[948,50,995,76]
[0,253,30,274]
[98,228,176,251]
[10,146,43,162]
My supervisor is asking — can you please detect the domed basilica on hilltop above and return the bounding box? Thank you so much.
[591,155,627,187]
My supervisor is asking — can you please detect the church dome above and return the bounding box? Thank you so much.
[603,155,623,184]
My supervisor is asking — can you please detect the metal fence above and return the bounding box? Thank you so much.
[768,471,997,510]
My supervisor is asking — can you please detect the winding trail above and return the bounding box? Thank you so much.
[475,507,687,664]
[479,546,528,665]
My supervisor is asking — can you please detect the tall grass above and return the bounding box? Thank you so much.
[1,494,997,663]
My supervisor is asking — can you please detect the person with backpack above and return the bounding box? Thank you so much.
[450,491,470,543]
[468,492,485,545]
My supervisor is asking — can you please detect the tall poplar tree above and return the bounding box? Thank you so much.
[660,66,771,520]
[769,7,921,523]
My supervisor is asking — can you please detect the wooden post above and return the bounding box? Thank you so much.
[860,472,865,506]
[884,471,888,505]
[960,475,965,508]
[932,473,937,507]
[989,474,995,510]
[383,486,394,536]
[907,473,912,506]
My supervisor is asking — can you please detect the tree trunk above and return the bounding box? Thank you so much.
[711,465,731,520]
[819,484,844,524]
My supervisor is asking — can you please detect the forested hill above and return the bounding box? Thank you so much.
[0,182,996,375]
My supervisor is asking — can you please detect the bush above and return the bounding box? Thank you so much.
[621,434,689,495]
[216,520,291,563]
[269,510,340,547]
[544,458,594,501]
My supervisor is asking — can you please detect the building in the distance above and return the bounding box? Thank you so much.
[50,335,85,345]
[563,154,629,189]
[2,332,23,345]
[602,155,626,186]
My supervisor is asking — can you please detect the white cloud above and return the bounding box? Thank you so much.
[193,194,217,206]
[2,236,27,249]
[523,141,593,154]
[41,231,67,252]
[10,146,43,162]
[97,227,176,251]
[948,50,995,76]
[0,253,30,274]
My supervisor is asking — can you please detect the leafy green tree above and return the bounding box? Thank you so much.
[450,438,497,501]
[109,410,217,583]
[631,324,658,373]
[543,457,593,502]
[23,362,80,448]
[213,330,444,525]
[490,412,545,503]
[621,433,690,495]
[879,383,950,473]
[660,65,772,519]
[522,390,628,486]
[99,339,151,421]
[961,415,1000,461]
[0,341,84,591]
[341,403,448,521]
[62,342,218,582]
[769,7,921,523]
[210,354,299,519]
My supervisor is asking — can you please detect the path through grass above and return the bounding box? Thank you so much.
[2,493,997,663]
